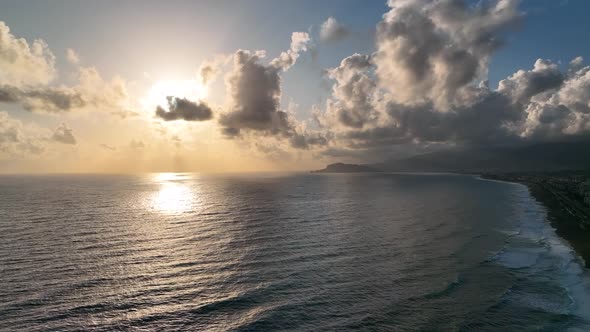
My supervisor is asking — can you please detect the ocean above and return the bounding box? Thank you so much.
[1,173,589,331]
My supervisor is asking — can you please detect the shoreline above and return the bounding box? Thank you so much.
[481,174,590,268]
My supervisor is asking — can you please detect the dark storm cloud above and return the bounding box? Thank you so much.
[155,96,213,121]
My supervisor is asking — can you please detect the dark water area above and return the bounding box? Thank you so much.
[1,173,589,331]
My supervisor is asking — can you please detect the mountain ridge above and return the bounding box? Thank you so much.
[314,141,590,173]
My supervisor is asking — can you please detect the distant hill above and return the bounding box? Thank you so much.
[312,163,380,173]
[315,141,590,174]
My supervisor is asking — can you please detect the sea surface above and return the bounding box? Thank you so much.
[1,173,590,331]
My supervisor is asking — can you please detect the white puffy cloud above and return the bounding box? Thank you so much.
[498,59,564,104]
[518,60,590,139]
[0,21,56,87]
[220,49,294,137]
[557,64,590,114]
[0,21,130,115]
[570,56,584,71]
[323,54,380,129]
[219,33,317,143]
[319,17,349,42]
[374,0,521,109]
[66,48,80,64]
[309,1,590,158]
[0,111,46,157]
[0,65,129,113]
[198,55,228,85]
[270,32,311,70]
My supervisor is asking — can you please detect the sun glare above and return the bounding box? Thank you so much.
[142,79,208,112]
[151,173,196,214]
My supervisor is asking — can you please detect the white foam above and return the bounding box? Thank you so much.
[496,247,543,269]
[492,182,590,328]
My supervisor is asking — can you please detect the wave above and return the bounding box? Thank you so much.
[488,183,590,330]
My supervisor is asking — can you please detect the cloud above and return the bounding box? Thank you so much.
[498,59,564,104]
[570,56,584,71]
[51,123,76,145]
[319,17,350,42]
[319,53,590,157]
[0,112,21,144]
[323,53,377,129]
[0,66,129,113]
[308,0,590,160]
[518,59,590,139]
[269,32,311,70]
[129,139,145,149]
[218,37,328,150]
[99,143,116,151]
[66,48,80,64]
[220,49,291,136]
[199,55,228,85]
[254,141,292,161]
[170,134,182,147]
[0,21,56,87]
[221,126,241,138]
[155,96,213,121]
[557,61,590,114]
[110,109,139,119]
[64,66,129,113]
[2,3,588,165]
[0,111,45,156]
[289,132,329,149]
[374,0,521,109]
[199,63,217,85]
[0,21,129,115]
[0,85,19,102]
[0,85,85,112]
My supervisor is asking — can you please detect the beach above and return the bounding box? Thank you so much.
[483,172,590,268]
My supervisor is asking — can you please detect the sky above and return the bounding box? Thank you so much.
[0,0,589,173]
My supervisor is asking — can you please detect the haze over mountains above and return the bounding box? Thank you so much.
[315,141,590,173]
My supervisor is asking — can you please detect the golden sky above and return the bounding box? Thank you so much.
[1,1,590,173]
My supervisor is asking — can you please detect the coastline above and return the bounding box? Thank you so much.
[481,174,590,268]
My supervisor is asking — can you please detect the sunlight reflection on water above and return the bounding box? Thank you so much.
[2,173,589,331]
[151,173,197,214]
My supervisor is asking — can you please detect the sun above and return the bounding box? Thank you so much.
[141,79,208,112]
